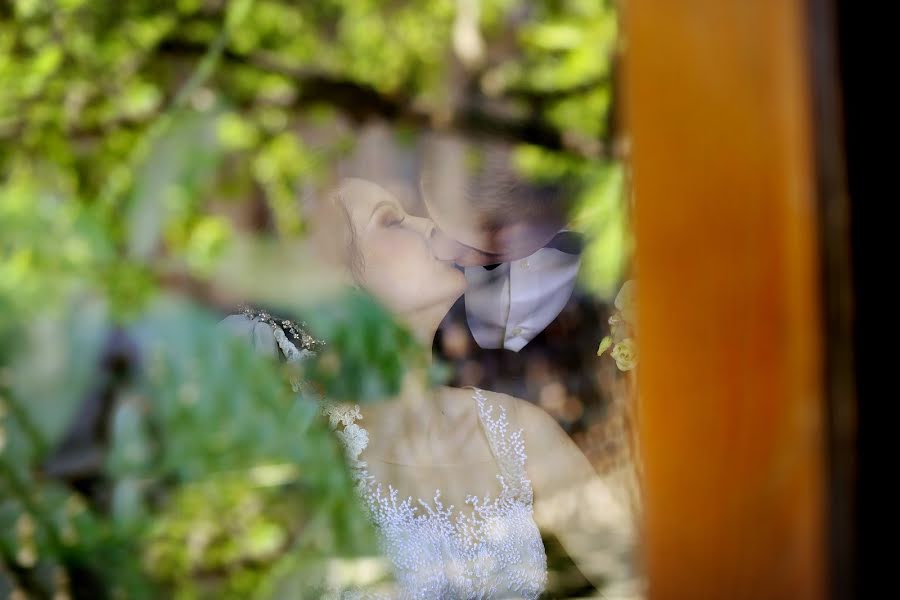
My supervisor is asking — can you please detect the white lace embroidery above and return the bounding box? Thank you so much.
[322,389,547,599]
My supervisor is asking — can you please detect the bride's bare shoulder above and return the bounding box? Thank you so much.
[474,389,597,492]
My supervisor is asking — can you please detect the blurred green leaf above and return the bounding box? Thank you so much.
[128,109,222,261]
[597,335,613,357]
[302,292,424,403]
[227,0,255,31]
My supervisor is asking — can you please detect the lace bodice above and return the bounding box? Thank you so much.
[323,389,548,599]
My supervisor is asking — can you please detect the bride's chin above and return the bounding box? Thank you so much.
[444,266,468,298]
[380,273,466,316]
[419,270,467,311]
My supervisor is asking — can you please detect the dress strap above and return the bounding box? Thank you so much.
[470,388,533,503]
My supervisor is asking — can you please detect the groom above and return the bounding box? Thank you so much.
[420,136,607,426]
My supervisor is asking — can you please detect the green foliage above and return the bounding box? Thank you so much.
[303,292,427,403]
[0,224,418,597]
[1,296,386,597]
[0,99,433,595]
[0,99,409,600]
[516,147,630,298]
[1,0,627,296]
[1,0,627,595]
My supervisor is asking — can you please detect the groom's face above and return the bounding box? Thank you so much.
[421,188,560,267]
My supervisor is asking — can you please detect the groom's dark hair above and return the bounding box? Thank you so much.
[420,137,574,234]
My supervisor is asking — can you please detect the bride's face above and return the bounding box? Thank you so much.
[335,178,467,314]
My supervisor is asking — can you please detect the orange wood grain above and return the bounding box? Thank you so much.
[622,1,826,598]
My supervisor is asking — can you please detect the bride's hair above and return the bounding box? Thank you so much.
[332,182,366,283]
[307,179,366,286]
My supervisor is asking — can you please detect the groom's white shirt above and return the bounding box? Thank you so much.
[464,244,580,352]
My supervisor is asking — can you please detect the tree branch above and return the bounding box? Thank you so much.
[158,39,608,160]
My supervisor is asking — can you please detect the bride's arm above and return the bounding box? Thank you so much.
[516,398,640,595]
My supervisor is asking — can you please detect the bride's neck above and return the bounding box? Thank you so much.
[390,299,454,413]
[380,298,457,417]
[391,372,465,429]
[397,301,451,355]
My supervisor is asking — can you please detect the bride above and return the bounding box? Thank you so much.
[223,178,636,599]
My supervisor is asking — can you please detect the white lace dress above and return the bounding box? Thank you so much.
[323,389,548,599]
